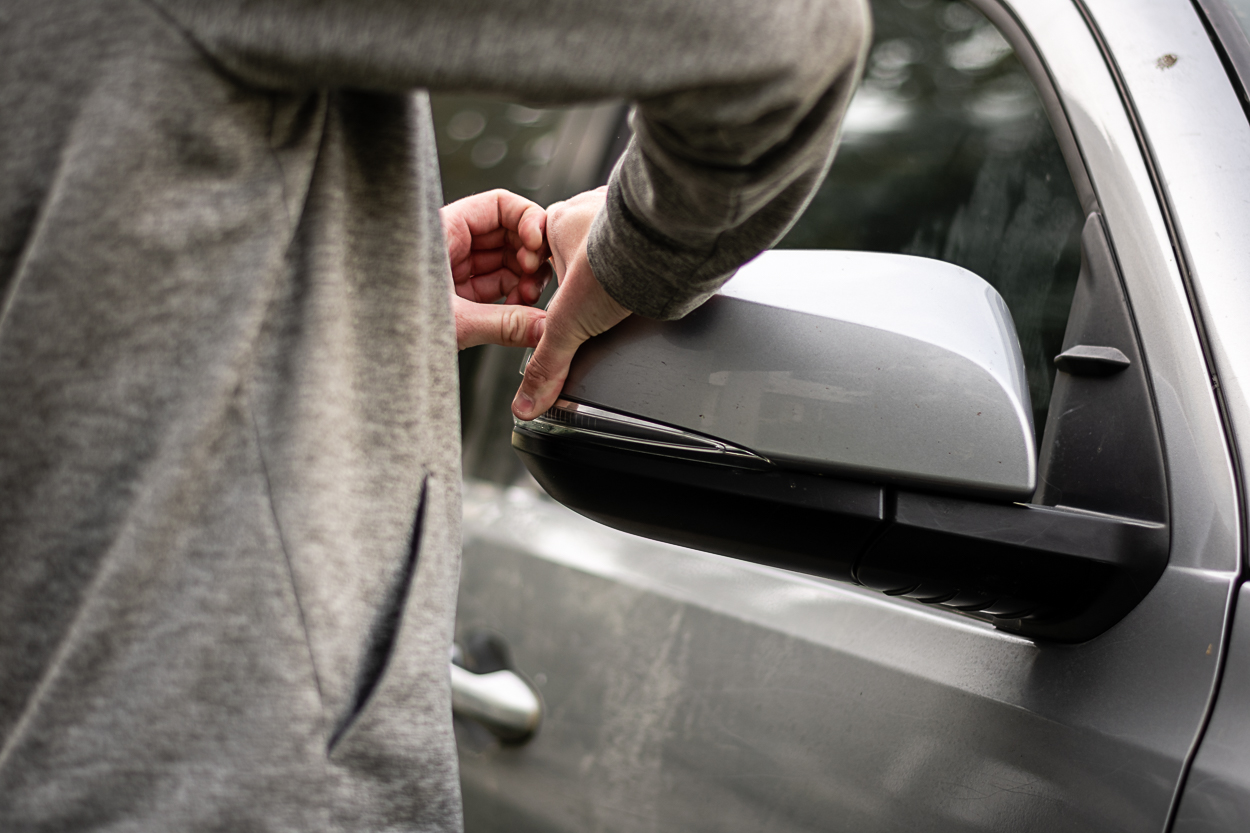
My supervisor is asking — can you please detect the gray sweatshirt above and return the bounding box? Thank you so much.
[0,0,868,829]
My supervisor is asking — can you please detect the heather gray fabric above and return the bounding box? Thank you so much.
[0,0,868,829]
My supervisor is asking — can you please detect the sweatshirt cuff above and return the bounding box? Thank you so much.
[585,178,734,321]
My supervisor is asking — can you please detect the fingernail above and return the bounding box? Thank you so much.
[513,392,534,418]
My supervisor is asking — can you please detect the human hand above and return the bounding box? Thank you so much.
[442,189,553,350]
[512,186,630,420]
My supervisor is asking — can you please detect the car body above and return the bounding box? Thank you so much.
[438,0,1250,830]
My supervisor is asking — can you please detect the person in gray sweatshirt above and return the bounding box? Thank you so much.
[0,0,868,828]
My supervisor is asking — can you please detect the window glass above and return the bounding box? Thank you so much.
[429,96,564,203]
[779,0,1085,438]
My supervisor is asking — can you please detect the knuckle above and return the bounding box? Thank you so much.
[523,352,559,387]
[499,307,529,346]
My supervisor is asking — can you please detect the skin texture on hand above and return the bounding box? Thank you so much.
[512,186,630,420]
[442,189,553,351]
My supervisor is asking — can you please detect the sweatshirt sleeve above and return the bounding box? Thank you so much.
[149,0,871,318]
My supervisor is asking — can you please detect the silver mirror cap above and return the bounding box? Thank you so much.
[562,250,1037,501]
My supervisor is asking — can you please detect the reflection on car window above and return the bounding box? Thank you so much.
[779,0,1084,438]
[429,96,565,203]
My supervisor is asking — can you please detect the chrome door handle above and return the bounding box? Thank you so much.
[450,663,542,742]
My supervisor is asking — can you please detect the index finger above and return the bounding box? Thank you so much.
[476,189,545,246]
[447,189,543,236]
[474,192,548,260]
[514,203,547,254]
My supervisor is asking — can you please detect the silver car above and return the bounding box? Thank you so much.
[441,0,1250,830]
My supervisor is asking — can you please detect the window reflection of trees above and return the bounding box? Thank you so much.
[430,97,563,203]
[780,0,1084,438]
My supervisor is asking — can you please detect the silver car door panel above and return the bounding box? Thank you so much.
[458,484,1233,831]
[1173,583,1250,831]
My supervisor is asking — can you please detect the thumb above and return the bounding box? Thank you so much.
[454,297,547,351]
[511,262,629,420]
[510,317,585,420]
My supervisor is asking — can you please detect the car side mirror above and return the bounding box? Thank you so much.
[513,250,1167,642]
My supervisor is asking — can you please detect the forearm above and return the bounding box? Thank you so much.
[589,61,864,320]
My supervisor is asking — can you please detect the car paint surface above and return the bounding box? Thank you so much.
[458,483,1233,831]
[452,0,1249,829]
[1175,586,1250,831]
[562,250,1038,499]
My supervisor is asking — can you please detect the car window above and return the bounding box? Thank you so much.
[779,0,1085,438]
[429,96,566,204]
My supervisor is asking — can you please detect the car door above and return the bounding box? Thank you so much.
[448,0,1243,830]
